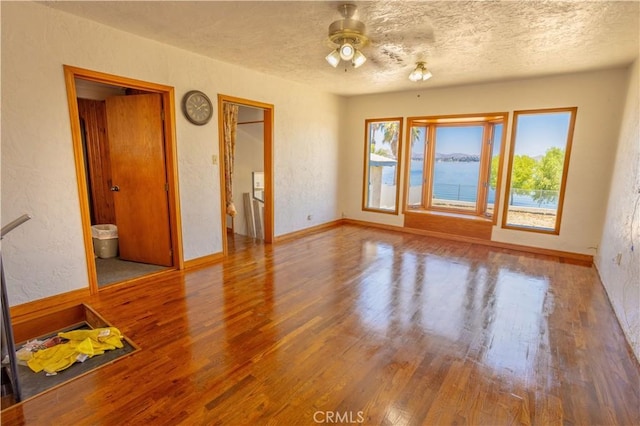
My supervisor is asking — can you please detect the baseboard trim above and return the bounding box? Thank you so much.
[343,218,593,263]
[184,252,224,270]
[274,219,343,243]
[10,288,91,323]
[10,219,592,323]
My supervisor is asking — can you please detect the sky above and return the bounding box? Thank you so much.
[514,112,572,157]
[435,126,483,154]
[410,112,571,157]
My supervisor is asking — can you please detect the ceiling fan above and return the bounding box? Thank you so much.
[325,3,369,69]
[324,3,435,81]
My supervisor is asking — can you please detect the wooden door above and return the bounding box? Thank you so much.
[105,93,172,266]
[77,98,116,225]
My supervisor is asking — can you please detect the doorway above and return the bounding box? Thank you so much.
[217,95,274,254]
[64,66,183,293]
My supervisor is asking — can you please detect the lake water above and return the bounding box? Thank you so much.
[381,161,558,208]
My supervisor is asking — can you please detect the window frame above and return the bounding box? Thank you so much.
[403,113,508,223]
[501,107,577,235]
[361,117,404,215]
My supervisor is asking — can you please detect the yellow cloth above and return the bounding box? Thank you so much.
[59,327,124,351]
[27,337,93,374]
[26,327,124,374]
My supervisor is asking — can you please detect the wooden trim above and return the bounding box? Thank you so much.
[13,304,86,344]
[362,117,403,215]
[63,68,99,295]
[218,94,275,254]
[476,122,491,216]
[502,107,578,235]
[404,113,509,223]
[490,116,509,225]
[425,124,435,208]
[403,121,429,213]
[63,65,184,294]
[10,269,181,324]
[361,120,370,212]
[343,218,593,263]
[552,108,577,235]
[402,122,412,214]
[163,88,185,270]
[184,252,224,269]
[218,94,273,111]
[407,112,508,124]
[404,210,493,240]
[263,107,274,244]
[274,220,343,243]
[217,97,228,255]
[96,269,179,295]
[63,65,175,93]
[9,288,91,323]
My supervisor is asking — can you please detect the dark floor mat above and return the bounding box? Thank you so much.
[95,257,168,287]
[15,323,137,401]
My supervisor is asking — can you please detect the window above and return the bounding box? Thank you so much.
[502,107,577,234]
[405,113,507,220]
[362,118,403,213]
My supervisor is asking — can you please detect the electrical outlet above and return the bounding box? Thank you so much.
[615,252,622,265]
[212,155,218,165]
[307,214,312,221]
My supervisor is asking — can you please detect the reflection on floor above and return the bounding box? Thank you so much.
[95,257,168,287]
[3,225,639,424]
[227,232,263,253]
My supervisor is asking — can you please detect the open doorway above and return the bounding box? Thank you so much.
[64,66,183,293]
[218,95,274,254]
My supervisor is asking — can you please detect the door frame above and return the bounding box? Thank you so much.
[63,65,184,294]
[217,94,274,253]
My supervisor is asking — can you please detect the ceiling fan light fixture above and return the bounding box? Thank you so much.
[409,62,433,82]
[325,4,369,69]
[352,50,367,68]
[339,42,355,60]
[326,49,341,67]
[409,69,423,82]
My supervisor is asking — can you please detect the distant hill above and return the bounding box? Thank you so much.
[411,152,424,161]
[435,152,480,162]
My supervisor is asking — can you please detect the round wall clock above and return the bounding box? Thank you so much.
[182,90,213,125]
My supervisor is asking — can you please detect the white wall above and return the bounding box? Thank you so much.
[2,1,633,315]
[341,69,628,254]
[1,2,344,305]
[596,60,640,361]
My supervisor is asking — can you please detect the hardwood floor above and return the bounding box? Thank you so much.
[3,225,639,425]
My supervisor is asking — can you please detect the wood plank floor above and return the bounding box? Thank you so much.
[3,224,639,425]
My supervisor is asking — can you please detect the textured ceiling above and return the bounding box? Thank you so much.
[43,1,639,96]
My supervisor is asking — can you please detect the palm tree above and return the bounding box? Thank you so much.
[371,122,399,158]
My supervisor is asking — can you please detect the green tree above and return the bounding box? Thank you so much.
[531,147,565,205]
[490,155,499,188]
[371,122,399,159]
[511,155,536,196]
[372,147,393,157]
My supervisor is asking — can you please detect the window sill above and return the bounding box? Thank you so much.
[406,208,493,223]
[404,210,493,240]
